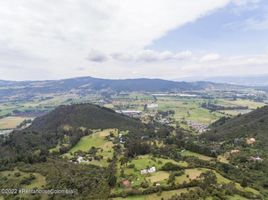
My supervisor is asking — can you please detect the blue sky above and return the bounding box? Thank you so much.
[150,1,268,56]
[0,0,267,80]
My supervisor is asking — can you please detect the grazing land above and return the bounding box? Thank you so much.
[0,78,268,199]
[0,116,30,129]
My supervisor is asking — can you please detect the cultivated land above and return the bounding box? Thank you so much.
[0,116,30,129]
[0,78,268,199]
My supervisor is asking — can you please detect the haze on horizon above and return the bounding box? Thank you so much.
[0,0,268,81]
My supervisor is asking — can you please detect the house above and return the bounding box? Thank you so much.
[77,156,84,164]
[141,169,148,174]
[250,156,263,162]
[147,167,156,173]
[140,167,156,174]
[147,103,158,109]
[230,149,240,154]
[116,110,142,118]
[246,138,256,145]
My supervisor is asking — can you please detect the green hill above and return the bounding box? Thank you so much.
[29,103,144,132]
[0,104,145,164]
[204,106,268,150]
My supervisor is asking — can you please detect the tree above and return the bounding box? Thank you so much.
[241,178,248,188]
[108,175,117,187]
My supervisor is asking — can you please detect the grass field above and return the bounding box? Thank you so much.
[0,116,30,129]
[226,195,250,200]
[129,155,189,170]
[219,99,266,110]
[0,169,46,189]
[212,169,260,195]
[175,168,206,184]
[64,129,118,167]
[146,171,169,183]
[0,168,47,200]
[180,150,213,161]
[113,155,189,194]
[174,167,260,196]
[217,155,229,164]
[112,187,198,200]
[157,97,224,125]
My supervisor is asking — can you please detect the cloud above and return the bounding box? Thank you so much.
[179,52,268,79]
[0,0,232,80]
[110,50,192,62]
[200,53,221,62]
[113,50,192,62]
[232,0,261,6]
[1,0,266,81]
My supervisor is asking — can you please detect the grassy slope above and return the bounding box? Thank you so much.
[63,129,117,167]
[157,97,223,125]
[112,188,198,200]
[181,150,213,161]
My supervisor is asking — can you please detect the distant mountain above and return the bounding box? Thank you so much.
[0,76,244,100]
[204,106,268,151]
[179,75,268,86]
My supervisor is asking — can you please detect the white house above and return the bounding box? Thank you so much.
[77,156,84,164]
[147,104,158,109]
[140,169,148,174]
[140,166,156,174]
[147,167,156,173]
[251,156,263,162]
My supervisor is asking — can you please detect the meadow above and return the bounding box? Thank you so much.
[112,188,198,200]
[0,116,30,129]
[63,129,118,167]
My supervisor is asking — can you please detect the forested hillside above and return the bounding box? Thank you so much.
[0,104,146,164]
[205,106,268,149]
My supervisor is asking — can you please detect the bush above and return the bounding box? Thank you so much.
[141,181,149,188]
[161,162,181,171]
[14,172,21,177]
[127,163,135,168]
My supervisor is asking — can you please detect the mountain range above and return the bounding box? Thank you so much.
[0,76,244,100]
[179,75,268,86]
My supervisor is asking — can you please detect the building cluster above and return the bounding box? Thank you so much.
[186,120,208,134]
[146,103,158,109]
[250,156,263,162]
[115,110,142,118]
[140,166,156,175]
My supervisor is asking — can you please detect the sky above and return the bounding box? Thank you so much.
[0,0,267,81]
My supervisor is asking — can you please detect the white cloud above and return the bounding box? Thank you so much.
[232,0,261,6]
[108,50,192,62]
[1,0,266,81]
[179,52,268,79]
[0,0,232,80]
[200,53,221,62]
